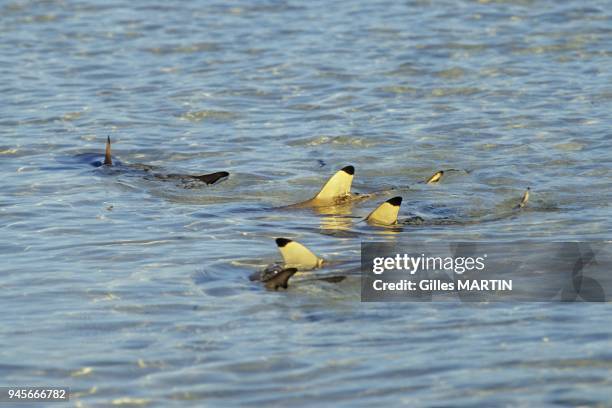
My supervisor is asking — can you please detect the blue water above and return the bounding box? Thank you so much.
[1,0,611,406]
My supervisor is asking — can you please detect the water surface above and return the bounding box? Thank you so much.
[1,0,611,406]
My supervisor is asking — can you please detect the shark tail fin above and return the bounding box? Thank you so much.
[426,170,444,184]
[104,136,112,166]
[193,171,230,185]
[366,196,402,225]
[264,268,297,290]
[313,165,354,202]
[275,238,323,269]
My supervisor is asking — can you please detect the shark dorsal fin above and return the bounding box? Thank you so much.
[312,165,354,202]
[426,170,443,184]
[264,268,297,290]
[193,171,230,185]
[366,196,402,225]
[104,136,112,166]
[275,238,323,269]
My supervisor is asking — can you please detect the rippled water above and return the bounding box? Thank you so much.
[2,0,612,406]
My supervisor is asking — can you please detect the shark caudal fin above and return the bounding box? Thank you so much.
[104,136,112,166]
[517,187,530,209]
[275,238,323,269]
[312,165,354,202]
[366,196,402,225]
[193,171,230,185]
[426,170,443,184]
[264,268,297,290]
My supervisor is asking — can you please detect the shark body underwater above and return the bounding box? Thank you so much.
[94,137,229,185]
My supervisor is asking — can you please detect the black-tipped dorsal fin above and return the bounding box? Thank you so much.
[312,165,354,202]
[275,238,323,269]
[264,268,297,290]
[104,136,112,166]
[366,196,402,225]
[426,170,443,184]
[193,171,229,185]
[340,165,354,175]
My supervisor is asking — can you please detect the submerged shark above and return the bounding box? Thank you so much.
[95,137,229,185]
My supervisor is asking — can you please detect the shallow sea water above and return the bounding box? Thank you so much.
[1,0,612,406]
